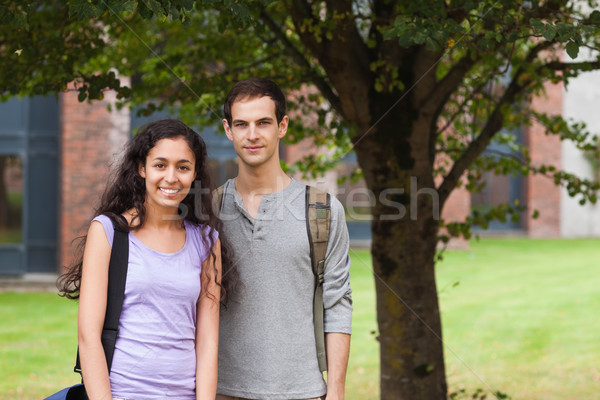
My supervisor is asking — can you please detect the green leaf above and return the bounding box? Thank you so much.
[169,6,181,21]
[69,0,104,19]
[137,1,154,19]
[0,7,29,30]
[180,0,195,10]
[106,0,137,14]
[229,2,249,19]
[425,37,438,51]
[566,41,579,59]
[413,31,428,45]
[541,24,557,41]
[141,0,164,16]
[590,10,600,26]
[530,18,544,32]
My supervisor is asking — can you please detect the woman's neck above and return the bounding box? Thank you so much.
[140,203,185,230]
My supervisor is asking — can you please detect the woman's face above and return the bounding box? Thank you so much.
[138,136,197,211]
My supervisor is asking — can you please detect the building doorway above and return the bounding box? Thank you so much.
[0,96,59,275]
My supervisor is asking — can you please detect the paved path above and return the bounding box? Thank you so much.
[0,273,59,292]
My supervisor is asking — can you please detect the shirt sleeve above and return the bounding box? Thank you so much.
[322,195,353,334]
[92,214,114,248]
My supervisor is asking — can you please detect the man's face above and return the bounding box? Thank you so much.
[223,96,288,170]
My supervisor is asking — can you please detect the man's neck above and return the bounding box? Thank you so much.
[235,164,291,197]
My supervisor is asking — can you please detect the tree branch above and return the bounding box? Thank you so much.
[437,39,559,205]
[436,79,491,136]
[289,0,323,57]
[286,0,371,125]
[423,54,479,115]
[438,73,526,205]
[544,60,600,71]
[259,8,342,114]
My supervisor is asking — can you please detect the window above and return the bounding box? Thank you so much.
[207,159,238,187]
[0,155,23,244]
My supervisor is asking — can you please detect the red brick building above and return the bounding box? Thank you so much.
[1,67,599,275]
[59,81,132,270]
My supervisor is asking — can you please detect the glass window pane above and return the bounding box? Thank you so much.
[0,155,23,244]
[471,171,511,211]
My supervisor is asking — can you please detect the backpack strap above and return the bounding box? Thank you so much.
[305,185,331,372]
[212,184,226,216]
[74,214,130,376]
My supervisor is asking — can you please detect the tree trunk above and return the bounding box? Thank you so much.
[353,94,447,399]
[372,216,446,400]
[359,162,446,399]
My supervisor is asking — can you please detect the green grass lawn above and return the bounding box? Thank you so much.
[1,238,598,399]
[0,292,78,399]
[346,238,600,400]
[436,238,600,400]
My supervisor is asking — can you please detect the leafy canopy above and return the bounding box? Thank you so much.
[2,0,600,237]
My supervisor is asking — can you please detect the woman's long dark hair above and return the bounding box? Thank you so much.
[58,119,238,306]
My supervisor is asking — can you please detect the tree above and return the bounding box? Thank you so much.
[2,1,600,398]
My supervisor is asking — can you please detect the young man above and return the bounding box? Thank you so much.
[215,77,353,400]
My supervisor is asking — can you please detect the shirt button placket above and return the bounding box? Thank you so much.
[255,199,270,239]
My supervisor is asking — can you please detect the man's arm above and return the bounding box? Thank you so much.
[325,332,351,400]
[321,196,353,400]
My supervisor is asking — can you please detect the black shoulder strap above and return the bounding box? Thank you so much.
[305,185,331,372]
[74,214,129,375]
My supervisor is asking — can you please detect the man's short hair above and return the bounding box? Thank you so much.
[223,77,287,125]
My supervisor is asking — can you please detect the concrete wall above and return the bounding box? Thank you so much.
[561,48,600,237]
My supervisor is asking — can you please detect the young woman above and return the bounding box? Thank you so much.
[59,119,235,400]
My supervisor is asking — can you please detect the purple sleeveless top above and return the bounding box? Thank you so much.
[93,215,218,400]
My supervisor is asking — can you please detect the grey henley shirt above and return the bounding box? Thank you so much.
[216,178,353,400]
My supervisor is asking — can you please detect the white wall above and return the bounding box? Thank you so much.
[561,48,600,237]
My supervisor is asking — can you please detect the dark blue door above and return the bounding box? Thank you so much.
[0,96,59,274]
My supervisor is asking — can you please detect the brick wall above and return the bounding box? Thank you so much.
[434,148,470,249]
[284,85,340,193]
[440,183,470,249]
[59,82,130,271]
[522,80,563,237]
[283,138,340,193]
